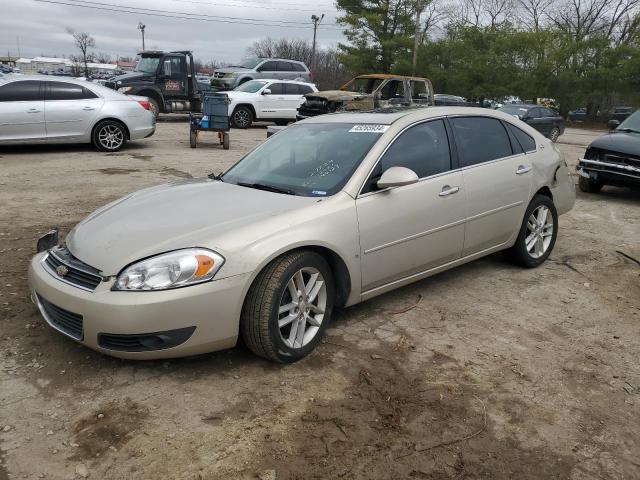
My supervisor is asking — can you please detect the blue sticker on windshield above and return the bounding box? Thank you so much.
[311,190,327,195]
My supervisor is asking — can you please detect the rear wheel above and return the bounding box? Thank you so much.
[241,251,334,363]
[189,130,197,148]
[92,120,126,152]
[505,194,558,268]
[549,127,560,142]
[578,175,603,193]
[231,106,253,129]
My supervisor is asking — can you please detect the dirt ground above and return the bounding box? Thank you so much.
[0,121,638,480]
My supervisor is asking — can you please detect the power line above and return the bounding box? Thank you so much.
[32,0,346,29]
[169,0,339,13]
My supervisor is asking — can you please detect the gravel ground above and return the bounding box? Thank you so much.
[0,122,639,480]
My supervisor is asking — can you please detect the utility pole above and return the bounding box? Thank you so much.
[137,22,146,51]
[412,2,426,76]
[311,13,324,72]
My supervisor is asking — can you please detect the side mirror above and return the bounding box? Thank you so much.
[163,60,171,77]
[377,166,419,189]
[607,119,620,130]
[262,88,272,95]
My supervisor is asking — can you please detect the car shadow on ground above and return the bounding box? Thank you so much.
[577,185,640,204]
[0,142,153,155]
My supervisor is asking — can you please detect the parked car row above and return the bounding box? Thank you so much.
[497,104,565,142]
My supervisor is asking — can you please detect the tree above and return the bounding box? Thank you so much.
[94,52,112,64]
[336,0,415,73]
[66,28,95,77]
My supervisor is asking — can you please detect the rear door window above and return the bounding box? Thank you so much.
[291,63,306,72]
[298,84,314,94]
[380,80,405,101]
[0,80,43,101]
[450,116,513,167]
[276,61,293,72]
[46,82,98,100]
[506,123,536,152]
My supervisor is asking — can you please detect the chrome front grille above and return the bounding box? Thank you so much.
[43,246,103,292]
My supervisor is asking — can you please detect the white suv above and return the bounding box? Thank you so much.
[226,79,318,129]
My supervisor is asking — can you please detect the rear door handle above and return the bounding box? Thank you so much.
[27,108,41,113]
[82,106,95,111]
[439,185,460,197]
[516,165,532,175]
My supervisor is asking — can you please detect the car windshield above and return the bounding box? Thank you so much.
[234,80,268,93]
[343,77,384,94]
[616,110,640,132]
[239,58,262,69]
[499,105,530,118]
[135,57,160,73]
[222,123,385,196]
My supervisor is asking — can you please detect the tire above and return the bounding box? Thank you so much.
[578,175,603,193]
[241,250,334,363]
[148,97,160,119]
[505,194,558,268]
[92,120,126,152]
[189,130,197,148]
[231,106,253,129]
[549,127,560,142]
[275,120,289,126]
[222,132,230,150]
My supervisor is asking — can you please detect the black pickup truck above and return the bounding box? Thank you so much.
[104,50,210,117]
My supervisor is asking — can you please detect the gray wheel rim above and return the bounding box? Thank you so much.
[550,128,559,142]
[233,109,250,128]
[98,124,124,150]
[278,267,327,349]
[525,205,554,259]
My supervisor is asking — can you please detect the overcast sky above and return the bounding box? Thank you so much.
[1,0,345,63]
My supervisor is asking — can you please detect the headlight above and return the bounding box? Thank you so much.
[224,72,237,78]
[117,86,133,93]
[114,248,225,291]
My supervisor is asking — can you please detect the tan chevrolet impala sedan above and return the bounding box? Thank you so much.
[28,107,575,362]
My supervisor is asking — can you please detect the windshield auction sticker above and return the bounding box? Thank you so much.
[349,124,390,133]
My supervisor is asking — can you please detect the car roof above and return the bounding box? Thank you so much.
[299,106,521,125]
[257,78,315,85]
[0,74,128,99]
[258,58,305,63]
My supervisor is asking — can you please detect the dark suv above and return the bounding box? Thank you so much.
[498,104,565,142]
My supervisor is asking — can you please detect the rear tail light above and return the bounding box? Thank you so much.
[309,71,314,80]
[137,100,151,111]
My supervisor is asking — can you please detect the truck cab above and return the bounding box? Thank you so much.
[104,51,203,117]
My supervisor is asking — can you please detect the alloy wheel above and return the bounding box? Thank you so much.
[549,128,560,142]
[98,125,124,150]
[233,109,251,128]
[277,267,327,349]
[525,205,554,259]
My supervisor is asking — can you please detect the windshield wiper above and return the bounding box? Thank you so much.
[617,127,640,134]
[236,181,295,195]
[208,172,224,181]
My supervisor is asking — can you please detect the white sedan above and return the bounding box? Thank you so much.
[225,79,318,129]
[0,75,155,151]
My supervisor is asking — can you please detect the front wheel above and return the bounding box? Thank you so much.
[578,175,603,193]
[241,251,334,363]
[505,195,558,268]
[549,127,561,142]
[231,106,253,129]
[92,120,126,152]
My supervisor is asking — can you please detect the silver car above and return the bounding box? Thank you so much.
[212,58,311,90]
[0,75,155,151]
[28,108,575,362]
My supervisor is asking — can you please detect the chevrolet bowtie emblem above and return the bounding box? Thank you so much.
[56,265,69,277]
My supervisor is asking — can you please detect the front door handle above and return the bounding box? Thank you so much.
[439,185,460,197]
[82,106,95,111]
[27,108,41,113]
[516,165,532,175]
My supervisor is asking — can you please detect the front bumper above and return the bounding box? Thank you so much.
[211,78,236,89]
[577,158,640,186]
[28,252,251,359]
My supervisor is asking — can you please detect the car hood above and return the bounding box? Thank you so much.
[589,131,640,157]
[305,90,366,102]
[65,179,317,276]
[225,91,255,101]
